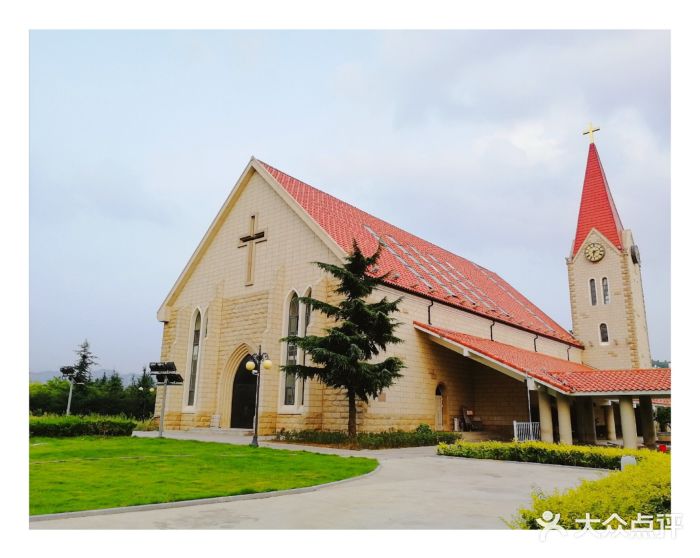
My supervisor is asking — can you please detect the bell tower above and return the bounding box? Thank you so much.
[566,127,652,369]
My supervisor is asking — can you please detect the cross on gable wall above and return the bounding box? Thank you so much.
[238,213,267,285]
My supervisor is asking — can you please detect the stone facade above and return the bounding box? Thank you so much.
[155,163,584,435]
[566,228,651,370]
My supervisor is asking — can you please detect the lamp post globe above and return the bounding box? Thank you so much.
[248,346,271,448]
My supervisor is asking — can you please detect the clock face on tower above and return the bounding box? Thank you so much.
[584,242,605,262]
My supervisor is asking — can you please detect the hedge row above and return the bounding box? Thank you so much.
[277,425,461,449]
[510,452,671,529]
[437,440,653,470]
[29,414,137,437]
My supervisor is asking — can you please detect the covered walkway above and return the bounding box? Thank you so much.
[415,322,671,449]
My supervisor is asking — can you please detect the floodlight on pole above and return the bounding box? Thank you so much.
[60,366,77,416]
[148,362,183,438]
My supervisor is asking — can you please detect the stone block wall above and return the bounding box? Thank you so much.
[156,166,576,434]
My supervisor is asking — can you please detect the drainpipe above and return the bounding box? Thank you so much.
[489,320,496,341]
[427,300,434,325]
[566,345,571,361]
[533,334,539,353]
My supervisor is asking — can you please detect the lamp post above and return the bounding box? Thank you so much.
[60,366,78,415]
[148,362,183,438]
[245,346,273,447]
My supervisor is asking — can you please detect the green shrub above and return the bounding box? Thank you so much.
[510,452,671,529]
[29,414,137,437]
[437,440,653,469]
[133,418,159,431]
[277,425,461,449]
[415,423,432,435]
[276,429,350,445]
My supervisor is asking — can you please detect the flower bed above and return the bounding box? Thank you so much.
[437,440,652,469]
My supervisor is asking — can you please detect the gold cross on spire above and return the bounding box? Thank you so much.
[583,122,600,144]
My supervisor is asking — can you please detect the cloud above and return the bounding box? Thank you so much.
[29,30,671,374]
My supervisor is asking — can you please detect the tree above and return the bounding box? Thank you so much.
[73,340,98,384]
[29,378,70,415]
[655,406,671,432]
[282,240,405,438]
[125,366,156,420]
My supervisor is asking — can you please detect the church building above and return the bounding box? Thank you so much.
[155,134,670,449]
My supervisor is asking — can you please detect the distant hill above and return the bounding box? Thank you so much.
[29,369,140,384]
[29,370,62,383]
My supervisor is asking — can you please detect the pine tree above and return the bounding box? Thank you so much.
[73,340,98,384]
[282,240,405,438]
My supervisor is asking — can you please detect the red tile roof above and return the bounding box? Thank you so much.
[571,144,624,256]
[557,368,671,394]
[259,160,580,347]
[415,322,671,395]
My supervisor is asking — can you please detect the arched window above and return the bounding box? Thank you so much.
[602,277,610,305]
[300,289,312,406]
[304,289,312,333]
[284,294,300,406]
[589,278,597,306]
[599,323,609,344]
[187,311,202,406]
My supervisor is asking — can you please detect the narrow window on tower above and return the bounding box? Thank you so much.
[599,323,609,344]
[589,278,598,306]
[284,293,299,406]
[602,277,610,305]
[187,310,202,406]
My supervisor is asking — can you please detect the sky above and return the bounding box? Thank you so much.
[29,30,670,375]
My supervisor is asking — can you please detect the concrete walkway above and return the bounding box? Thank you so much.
[31,430,608,529]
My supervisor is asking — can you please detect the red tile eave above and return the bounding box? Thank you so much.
[258,160,581,348]
[414,321,671,395]
[555,368,671,394]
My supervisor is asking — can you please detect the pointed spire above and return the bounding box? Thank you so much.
[571,143,624,256]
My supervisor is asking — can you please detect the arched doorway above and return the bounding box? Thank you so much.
[230,356,256,428]
[435,384,445,430]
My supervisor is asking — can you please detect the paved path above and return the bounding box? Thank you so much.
[31,430,607,529]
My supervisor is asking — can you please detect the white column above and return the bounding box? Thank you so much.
[605,404,617,441]
[582,397,597,444]
[639,396,656,449]
[556,393,573,445]
[538,389,554,443]
[619,396,638,449]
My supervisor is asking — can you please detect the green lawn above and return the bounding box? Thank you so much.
[30,436,378,515]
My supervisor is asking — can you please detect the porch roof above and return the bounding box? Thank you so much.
[414,322,671,397]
